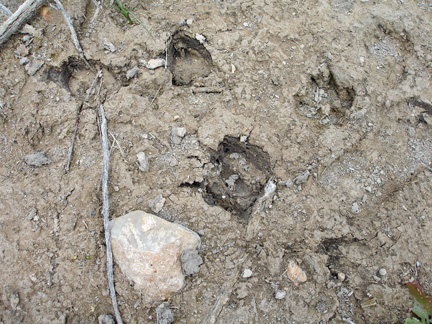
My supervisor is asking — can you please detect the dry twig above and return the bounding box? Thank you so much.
[0,0,47,45]
[99,102,124,324]
[65,70,103,172]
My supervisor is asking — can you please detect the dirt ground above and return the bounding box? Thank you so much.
[1,0,432,323]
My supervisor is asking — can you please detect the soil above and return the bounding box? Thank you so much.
[1,0,432,323]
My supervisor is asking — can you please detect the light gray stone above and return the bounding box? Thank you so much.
[23,152,51,166]
[149,194,165,213]
[19,57,29,65]
[171,127,186,145]
[98,314,115,324]
[126,66,139,79]
[181,249,203,276]
[110,211,201,301]
[137,152,150,172]
[156,302,174,324]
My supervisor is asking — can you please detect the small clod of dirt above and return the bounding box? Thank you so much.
[167,31,213,86]
[202,136,272,218]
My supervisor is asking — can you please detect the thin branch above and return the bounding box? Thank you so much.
[65,70,102,172]
[0,0,47,45]
[50,0,90,67]
[99,102,124,324]
[0,2,12,17]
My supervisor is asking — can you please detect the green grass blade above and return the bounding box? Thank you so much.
[129,12,155,41]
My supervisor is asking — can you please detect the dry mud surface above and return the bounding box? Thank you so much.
[1,0,432,323]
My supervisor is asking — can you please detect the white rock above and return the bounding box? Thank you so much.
[21,24,36,35]
[286,260,307,285]
[195,33,206,44]
[137,152,150,172]
[351,202,361,214]
[242,269,253,279]
[110,211,201,301]
[379,268,387,276]
[146,58,165,70]
[275,290,286,300]
[186,18,193,25]
[149,194,165,213]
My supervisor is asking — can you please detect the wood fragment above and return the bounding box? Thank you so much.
[99,102,124,324]
[50,0,90,67]
[0,0,47,45]
[0,2,12,17]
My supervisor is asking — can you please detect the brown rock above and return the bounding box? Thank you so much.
[286,260,307,286]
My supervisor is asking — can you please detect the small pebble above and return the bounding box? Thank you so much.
[242,269,252,279]
[338,272,346,282]
[379,268,387,276]
[351,202,361,214]
[126,66,139,79]
[146,58,165,70]
[275,290,286,300]
[196,33,206,44]
[19,57,30,65]
[186,18,194,26]
[171,127,187,145]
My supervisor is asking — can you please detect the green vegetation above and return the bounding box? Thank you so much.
[112,0,154,41]
[405,282,432,324]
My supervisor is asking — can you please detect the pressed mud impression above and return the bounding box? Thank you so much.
[167,31,213,86]
[202,136,272,218]
[295,64,355,125]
